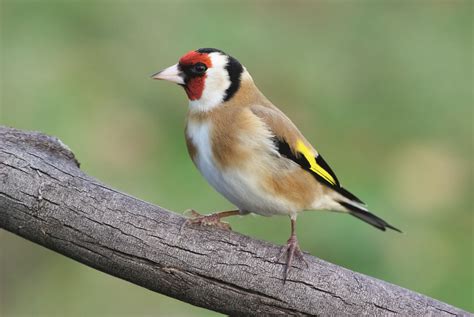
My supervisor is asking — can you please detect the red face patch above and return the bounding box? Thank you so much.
[179,51,212,67]
[184,76,205,100]
[179,51,213,100]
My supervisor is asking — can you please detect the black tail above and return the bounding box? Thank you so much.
[339,201,402,233]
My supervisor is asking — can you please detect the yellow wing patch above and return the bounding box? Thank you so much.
[295,140,337,186]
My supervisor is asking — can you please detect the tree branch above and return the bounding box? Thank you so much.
[0,126,469,316]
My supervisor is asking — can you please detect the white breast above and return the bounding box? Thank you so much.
[186,120,222,190]
[186,119,298,216]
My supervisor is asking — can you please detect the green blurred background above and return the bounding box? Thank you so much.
[1,0,472,315]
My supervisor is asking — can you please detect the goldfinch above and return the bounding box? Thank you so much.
[152,48,400,280]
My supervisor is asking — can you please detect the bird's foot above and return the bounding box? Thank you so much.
[280,235,308,283]
[181,209,232,231]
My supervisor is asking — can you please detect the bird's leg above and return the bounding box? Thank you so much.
[182,209,240,231]
[282,215,308,282]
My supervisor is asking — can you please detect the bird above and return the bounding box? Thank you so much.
[151,48,401,281]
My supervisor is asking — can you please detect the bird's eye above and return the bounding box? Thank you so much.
[192,63,207,74]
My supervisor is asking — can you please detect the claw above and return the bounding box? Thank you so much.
[282,235,307,283]
[180,209,233,231]
[183,208,201,218]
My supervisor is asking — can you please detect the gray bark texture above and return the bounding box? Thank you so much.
[0,126,470,316]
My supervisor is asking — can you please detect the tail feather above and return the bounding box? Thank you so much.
[336,186,365,205]
[329,183,401,232]
[338,201,402,233]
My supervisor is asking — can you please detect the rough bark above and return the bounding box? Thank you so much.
[0,126,469,316]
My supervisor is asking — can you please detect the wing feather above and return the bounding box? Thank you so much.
[250,104,365,205]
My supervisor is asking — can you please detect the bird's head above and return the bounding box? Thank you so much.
[152,48,246,111]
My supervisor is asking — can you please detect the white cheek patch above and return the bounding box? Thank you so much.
[189,53,231,112]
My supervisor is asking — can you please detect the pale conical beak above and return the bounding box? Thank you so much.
[151,63,185,85]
